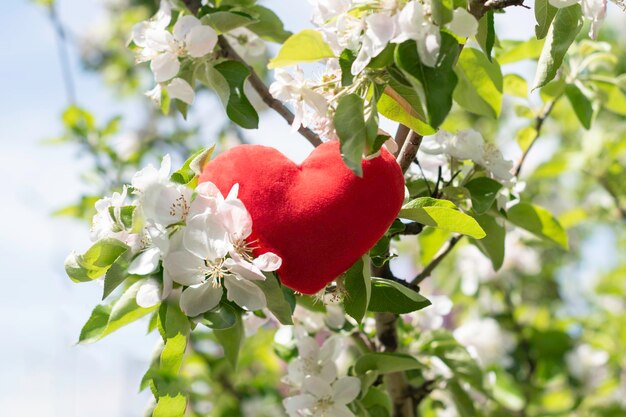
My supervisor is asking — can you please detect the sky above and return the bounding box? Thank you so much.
[0,1,622,416]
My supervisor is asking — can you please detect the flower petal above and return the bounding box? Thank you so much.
[223,276,266,311]
[183,213,231,259]
[151,52,180,82]
[283,394,315,416]
[219,199,252,241]
[136,278,162,308]
[173,15,200,41]
[167,78,195,104]
[302,375,333,399]
[163,250,205,286]
[180,282,223,317]
[447,8,479,38]
[185,25,218,57]
[128,247,162,275]
[252,252,282,272]
[332,376,361,404]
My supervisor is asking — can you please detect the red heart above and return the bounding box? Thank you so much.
[199,141,405,294]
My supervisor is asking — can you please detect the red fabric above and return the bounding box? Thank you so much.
[199,141,405,294]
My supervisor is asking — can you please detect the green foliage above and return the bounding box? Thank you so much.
[214,61,259,129]
[368,278,431,314]
[343,256,372,324]
[507,202,569,249]
[253,273,295,325]
[355,352,423,375]
[533,5,583,89]
[465,177,502,214]
[268,29,335,68]
[214,311,244,368]
[454,47,503,119]
[400,198,486,239]
[65,238,129,283]
[395,34,460,128]
[334,94,368,176]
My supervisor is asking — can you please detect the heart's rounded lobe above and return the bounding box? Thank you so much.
[199,141,405,294]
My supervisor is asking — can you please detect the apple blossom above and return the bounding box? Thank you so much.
[283,375,361,417]
[549,0,607,39]
[287,335,343,386]
[454,317,516,367]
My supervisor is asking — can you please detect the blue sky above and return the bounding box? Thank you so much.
[0,1,621,416]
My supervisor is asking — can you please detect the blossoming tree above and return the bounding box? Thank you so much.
[41,0,626,416]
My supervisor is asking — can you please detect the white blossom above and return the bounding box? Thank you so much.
[163,182,281,316]
[269,68,329,131]
[394,1,441,67]
[90,185,137,245]
[166,78,195,104]
[566,343,609,388]
[132,154,193,226]
[454,317,516,367]
[447,8,479,38]
[406,295,453,330]
[283,375,360,417]
[287,335,343,387]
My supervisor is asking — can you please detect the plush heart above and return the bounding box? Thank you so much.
[199,141,405,294]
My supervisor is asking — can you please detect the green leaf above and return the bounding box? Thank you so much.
[246,5,292,43]
[214,312,244,368]
[355,352,423,375]
[153,393,187,417]
[448,379,477,417]
[339,49,356,86]
[268,29,334,68]
[102,249,133,299]
[534,0,558,39]
[343,256,372,324]
[79,280,158,343]
[171,145,216,185]
[368,278,431,314]
[565,83,593,129]
[465,177,502,214]
[503,74,528,98]
[421,330,484,391]
[507,202,569,249]
[66,239,129,282]
[454,47,503,119]
[471,214,505,270]
[418,227,450,264]
[195,62,230,107]
[334,93,367,177]
[160,333,187,375]
[400,198,486,239]
[202,303,238,329]
[214,61,259,129]
[431,0,453,25]
[604,84,626,116]
[253,273,295,325]
[202,11,255,34]
[497,39,544,65]
[361,386,393,416]
[395,34,460,128]
[476,11,495,61]
[533,5,583,89]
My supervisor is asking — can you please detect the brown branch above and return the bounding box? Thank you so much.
[410,235,462,288]
[217,37,323,147]
[181,0,322,147]
[397,131,423,173]
[514,100,556,177]
[394,124,411,156]
[469,0,529,19]
[373,263,416,417]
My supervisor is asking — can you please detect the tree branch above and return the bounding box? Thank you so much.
[373,263,416,417]
[410,236,462,288]
[397,131,423,173]
[394,124,411,156]
[181,0,323,147]
[514,100,556,177]
[48,3,76,105]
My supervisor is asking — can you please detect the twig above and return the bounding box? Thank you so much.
[484,0,530,11]
[410,235,462,288]
[399,222,424,236]
[397,131,423,173]
[514,100,556,177]
[394,124,411,156]
[48,3,76,105]
[181,0,322,147]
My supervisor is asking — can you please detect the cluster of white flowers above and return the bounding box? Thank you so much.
[549,0,607,39]
[453,317,516,367]
[311,0,478,74]
[283,330,361,417]
[565,343,609,389]
[89,154,282,316]
[131,0,218,105]
[420,129,515,183]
